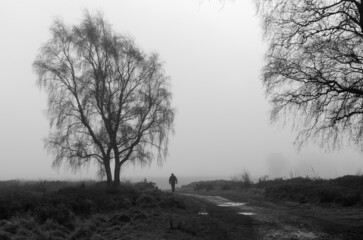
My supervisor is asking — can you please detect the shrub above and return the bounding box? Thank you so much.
[231,170,253,188]
[221,184,233,190]
[109,213,132,225]
[70,199,94,215]
[318,188,337,203]
[196,182,215,191]
[159,195,186,209]
[341,193,361,207]
[134,179,158,191]
[263,176,363,207]
[136,194,158,208]
[34,204,75,229]
[0,179,183,225]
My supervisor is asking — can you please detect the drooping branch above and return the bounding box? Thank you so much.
[257,0,363,150]
[34,12,174,185]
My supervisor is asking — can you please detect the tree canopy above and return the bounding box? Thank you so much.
[34,12,174,186]
[257,0,363,150]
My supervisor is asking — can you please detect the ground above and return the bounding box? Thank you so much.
[176,188,363,240]
[0,181,362,239]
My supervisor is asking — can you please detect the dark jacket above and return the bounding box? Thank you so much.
[169,174,178,185]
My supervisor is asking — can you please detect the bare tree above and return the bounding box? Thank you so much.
[34,12,174,186]
[256,0,363,150]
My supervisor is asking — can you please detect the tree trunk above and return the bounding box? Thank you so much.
[112,147,121,186]
[104,161,113,186]
[113,161,121,186]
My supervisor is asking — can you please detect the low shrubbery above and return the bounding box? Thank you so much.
[181,174,254,192]
[181,180,238,192]
[181,174,363,207]
[0,179,184,227]
[261,176,363,206]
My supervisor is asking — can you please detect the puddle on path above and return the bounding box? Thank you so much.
[237,212,255,216]
[181,193,256,216]
[198,211,208,215]
[218,202,246,207]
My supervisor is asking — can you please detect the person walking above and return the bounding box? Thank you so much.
[169,173,178,192]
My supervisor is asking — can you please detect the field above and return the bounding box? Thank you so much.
[0,176,362,239]
[0,180,249,240]
[0,180,191,239]
[179,175,363,239]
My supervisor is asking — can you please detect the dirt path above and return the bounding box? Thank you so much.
[180,193,256,216]
[177,191,363,240]
[178,192,258,240]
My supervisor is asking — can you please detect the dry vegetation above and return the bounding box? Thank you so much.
[0,180,249,240]
[0,180,191,240]
[258,175,363,207]
[1,175,363,239]
[181,174,363,207]
[180,174,363,240]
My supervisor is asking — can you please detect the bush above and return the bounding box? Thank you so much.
[34,204,75,229]
[231,170,253,188]
[134,179,158,191]
[341,193,361,207]
[0,180,183,223]
[264,176,363,207]
[319,188,337,203]
[195,182,215,191]
[159,195,186,209]
[221,183,233,190]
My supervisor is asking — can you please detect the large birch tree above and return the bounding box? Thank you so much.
[34,12,174,186]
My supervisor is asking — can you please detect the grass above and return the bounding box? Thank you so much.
[260,176,363,206]
[2,175,363,239]
[0,179,186,220]
[0,179,189,239]
[181,175,363,207]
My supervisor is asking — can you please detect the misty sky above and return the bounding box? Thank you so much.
[0,0,363,183]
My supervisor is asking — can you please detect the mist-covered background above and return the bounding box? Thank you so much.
[0,0,362,187]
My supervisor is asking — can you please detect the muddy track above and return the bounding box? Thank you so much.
[178,193,258,240]
[177,191,363,240]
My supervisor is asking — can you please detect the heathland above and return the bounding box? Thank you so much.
[0,175,362,239]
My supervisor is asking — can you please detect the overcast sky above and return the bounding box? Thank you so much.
[0,0,362,183]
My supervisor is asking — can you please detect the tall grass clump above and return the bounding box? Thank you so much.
[231,170,253,188]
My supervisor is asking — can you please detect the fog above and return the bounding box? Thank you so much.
[0,0,362,185]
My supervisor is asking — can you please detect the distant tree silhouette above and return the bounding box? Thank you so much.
[256,0,363,149]
[34,12,174,186]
